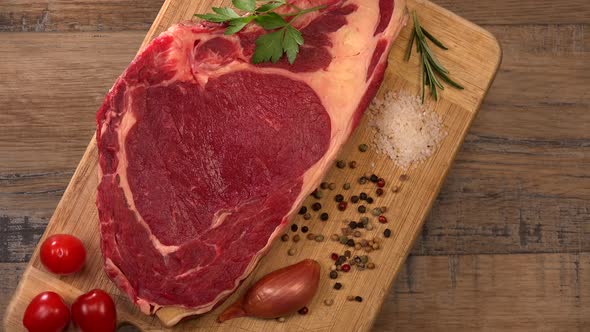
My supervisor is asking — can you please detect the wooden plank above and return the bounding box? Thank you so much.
[374,253,590,331]
[1,0,589,32]
[432,0,590,25]
[0,263,27,319]
[0,0,163,32]
[3,0,502,330]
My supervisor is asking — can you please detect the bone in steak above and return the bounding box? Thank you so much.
[96,0,407,320]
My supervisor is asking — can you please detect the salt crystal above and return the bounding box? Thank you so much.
[369,92,446,169]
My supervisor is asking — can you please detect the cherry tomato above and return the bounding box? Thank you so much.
[40,234,86,275]
[72,289,117,332]
[23,291,70,332]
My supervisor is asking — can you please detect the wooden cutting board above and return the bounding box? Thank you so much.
[3,0,501,331]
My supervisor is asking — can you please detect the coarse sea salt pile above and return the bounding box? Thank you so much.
[369,92,447,170]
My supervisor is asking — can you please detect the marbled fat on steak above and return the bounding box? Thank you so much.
[96,0,407,319]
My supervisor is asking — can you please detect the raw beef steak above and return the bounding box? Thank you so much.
[96,0,407,319]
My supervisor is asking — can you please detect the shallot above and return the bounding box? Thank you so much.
[218,259,320,322]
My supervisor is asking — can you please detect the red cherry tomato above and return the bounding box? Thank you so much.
[72,289,117,332]
[23,291,70,332]
[40,234,86,275]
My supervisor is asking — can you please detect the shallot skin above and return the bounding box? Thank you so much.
[218,259,321,322]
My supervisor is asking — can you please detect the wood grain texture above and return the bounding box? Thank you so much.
[1,0,589,331]
[1,0,589,32]
[3,0,503,330]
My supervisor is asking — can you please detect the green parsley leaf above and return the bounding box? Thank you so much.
[194,13,229,23]
[212,7,240,19]
[225,17,254,35]
[283,25,304,64]
[224,16,254,35]
[256,1,285,12]
[253,29,285,64]
[232,0,256,12]
[254,12,287,30]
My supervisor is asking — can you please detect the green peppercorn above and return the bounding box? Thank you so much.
[320,182,329,189]
[359,144,368,152]
[336,160,346,168]
[315,235,325,242]
[359,177,367,184]
[328,183,336,190]
[304,213,312,220]
[313,190,323,199]
[343,183,351,190]
[371,208,382,216]
[339,236,349,244]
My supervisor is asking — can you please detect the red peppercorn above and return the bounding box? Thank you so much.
[341,264,351,272]
[377,178,385,187]
[338,201,347,211]
[378,216,388,224]
[376,188,384,196]
[331,253,339,261]
[298,306,309,315]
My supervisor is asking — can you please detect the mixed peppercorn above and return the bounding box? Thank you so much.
[276,143,409,318]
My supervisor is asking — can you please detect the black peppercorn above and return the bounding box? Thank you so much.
[370,174,378,183]
[336,160,346,168]
[329,271,338,279]
[298,206,307,215]
[301,226,309,233]
[291,224,298,232]
[312,202,322,211]
[355,296,363,302]
[376,188,384,196]
[359,176,368,184]
[346,239,355,247]
[335,194,344,202]
[351,196,359,203]
[320,212,329,221]
[366,197,374,204]
[334,282,342,290]
[359,192,367,200]
[358,205,366,213]
[336,256,346,265]
[384,228,392,238]
[348,221,357,229]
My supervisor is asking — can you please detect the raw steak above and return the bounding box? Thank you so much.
[96,0,407,319]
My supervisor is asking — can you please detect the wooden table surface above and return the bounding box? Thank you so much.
[1,0,588,331]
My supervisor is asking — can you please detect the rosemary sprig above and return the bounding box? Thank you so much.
[405,11,464,103]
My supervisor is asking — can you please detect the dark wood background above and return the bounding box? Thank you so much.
[1,0,588,330]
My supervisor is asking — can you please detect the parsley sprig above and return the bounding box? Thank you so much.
[195,0,326,64]
[405,11,464,103]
